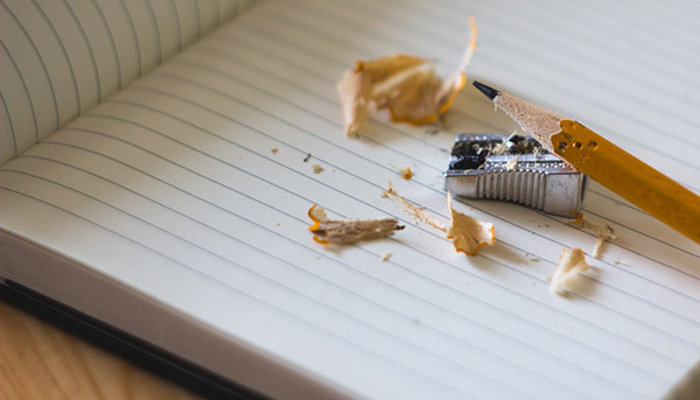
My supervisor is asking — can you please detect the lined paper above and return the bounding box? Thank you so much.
[0,0,258,165]
[1,0,699,399]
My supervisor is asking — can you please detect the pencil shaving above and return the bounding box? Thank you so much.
[382,182,446,231]
[550,248,589,295]
[446,192,495,255]
[307,205,404,245]
[382,183,494,256]
[389,163,414,180]
[399,167,413,180]
[568,214,617,258]
[338,17,477,136]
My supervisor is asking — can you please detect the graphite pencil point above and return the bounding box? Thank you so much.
[472,81,499,100]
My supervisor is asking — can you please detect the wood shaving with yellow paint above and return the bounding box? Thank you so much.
[307,205,404,245]
[338,17,477,136]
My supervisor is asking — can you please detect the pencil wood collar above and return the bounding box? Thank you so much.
[552,120,700,243]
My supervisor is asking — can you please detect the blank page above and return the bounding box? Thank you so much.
[1,0,699,399]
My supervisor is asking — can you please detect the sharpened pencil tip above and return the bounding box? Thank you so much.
[472,81,499,100]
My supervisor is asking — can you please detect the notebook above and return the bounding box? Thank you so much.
[1,0,699,399]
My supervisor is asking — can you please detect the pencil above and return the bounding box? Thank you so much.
[472,81,700,244]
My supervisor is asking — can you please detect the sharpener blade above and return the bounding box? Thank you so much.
[444,133,587,218]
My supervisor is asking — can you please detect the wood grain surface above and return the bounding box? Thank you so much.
[0,301,204,400]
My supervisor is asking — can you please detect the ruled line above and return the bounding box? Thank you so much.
[90,0,122,90]
[1,0,59,130]
[400,0,700,107]
[275,0,700,172]
[115,0,141,78]
[154,54,700,290]
[0,168,549,399]
[111,82,700,349]
[1,2,696,397]
[186,41,700,258]
[260,3,700,172]
[169,0,182,53]
[0,184,468,399]
[581,207,699,259]
[0,0,260,166]
[29,127,680,389]
[212,32,679,228]
[216,15,700,248]
[60,0,102,102]
[28,0,81,114]
[11,153,612,398]
[82,94,700,357]
[143,0,162,65]
[58,115,694,371]
[228,19,700,192]
[422,0,700,103]
[0,39,38,146]
[0,90,17,156]
[531,0,700,60]
[137,61,700,312]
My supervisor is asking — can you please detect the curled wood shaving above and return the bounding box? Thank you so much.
[312,164,324,174]
[381,183,494,256]
[338,17,478,136]
[307,205,404,245]
[568,214,617,259]
[446,192,495,255]
[399,167,413,180]
[550,248,589,295]
[389,163,414,180]
[381,182,446,231]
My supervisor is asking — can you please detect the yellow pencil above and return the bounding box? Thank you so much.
[472,81,700,244]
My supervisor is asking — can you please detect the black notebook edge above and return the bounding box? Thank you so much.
[0,280,270,400]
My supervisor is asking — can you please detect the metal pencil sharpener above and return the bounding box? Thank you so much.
[444,133,587,218]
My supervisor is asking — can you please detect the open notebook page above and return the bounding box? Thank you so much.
[0,0,258,165]
[1,0,699,399]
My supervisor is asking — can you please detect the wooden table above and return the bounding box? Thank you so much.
[0,301,204,400]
